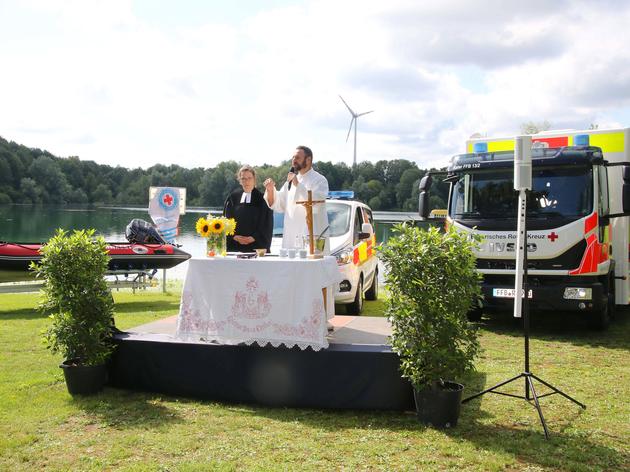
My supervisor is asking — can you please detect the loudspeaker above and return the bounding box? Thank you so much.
[514,135,532,191]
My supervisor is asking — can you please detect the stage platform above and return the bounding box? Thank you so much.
[109,315,414,411]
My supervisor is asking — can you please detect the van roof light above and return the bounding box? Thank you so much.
[328,190,354,200]
[574,134,589,146]
[473,142,488,153]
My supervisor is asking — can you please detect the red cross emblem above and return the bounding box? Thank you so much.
[163,194,173,206]
[548,232,558,242]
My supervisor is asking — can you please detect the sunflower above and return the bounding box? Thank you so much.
[224,218,237,236]
[209,218,225,234]
[195,217,211,237]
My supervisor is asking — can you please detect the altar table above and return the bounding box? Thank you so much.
[176,256,342,350]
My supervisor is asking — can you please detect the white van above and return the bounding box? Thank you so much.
[271,192,379,314]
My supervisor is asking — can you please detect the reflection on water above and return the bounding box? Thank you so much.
[0,204,426,280]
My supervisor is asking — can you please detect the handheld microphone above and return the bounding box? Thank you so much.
[288,166,295,190]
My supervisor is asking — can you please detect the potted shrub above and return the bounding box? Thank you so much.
[378,224,481,427]
[32,229,115,395]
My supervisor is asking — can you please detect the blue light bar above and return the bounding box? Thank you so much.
[328,190,354,200]
[574,134,589,146]
[473,142,488,153]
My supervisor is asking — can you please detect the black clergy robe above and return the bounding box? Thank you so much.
[223,187,273,252]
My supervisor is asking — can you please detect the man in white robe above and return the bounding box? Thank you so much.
[263,146,330,254]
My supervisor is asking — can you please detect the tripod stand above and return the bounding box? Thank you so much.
[462,141,586,439]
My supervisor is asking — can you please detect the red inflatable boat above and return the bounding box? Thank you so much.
[0,242,191,283]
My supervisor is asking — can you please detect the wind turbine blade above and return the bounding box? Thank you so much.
[357,110,374,117]
[345,117,355,142]
[338,95,356,116]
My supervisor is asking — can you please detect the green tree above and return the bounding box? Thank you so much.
[377,159,415,185]
[68,188,89,204]
[20,177,43,203]
[315,161,352,191]
[3,151,26,187]
[198,161,240,207]
[354,161,379,182]
[396,168,422,210]
[0,192,12,204]
[378,225,481,390]
[58,156,86,190]
[0,155,13,186]
[368,195,382,210]
[0,134,444,210]
[351,175,367,202]
[34,229,115,367]
[92,183,113,204]
[29,156,70,203]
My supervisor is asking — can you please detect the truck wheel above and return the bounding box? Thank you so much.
[589,294,611,330]
[347,276,364,315]
[365,269,378,301]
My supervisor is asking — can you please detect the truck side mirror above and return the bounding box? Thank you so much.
[623,183,630,214]
[622,166,630,214]
[418,175,433,219]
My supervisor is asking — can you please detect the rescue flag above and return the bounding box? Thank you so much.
[148,187,186,243]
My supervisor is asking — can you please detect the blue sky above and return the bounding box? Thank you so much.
[1,0,629,170]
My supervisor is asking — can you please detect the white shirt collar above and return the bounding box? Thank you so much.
[298,168,313,182]
[240,192,252,203]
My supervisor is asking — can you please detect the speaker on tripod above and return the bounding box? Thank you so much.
[462,135,586,439]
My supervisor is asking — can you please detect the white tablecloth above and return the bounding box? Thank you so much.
[176,256,342,350]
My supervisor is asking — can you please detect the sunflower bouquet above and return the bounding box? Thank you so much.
[196,215,236,257]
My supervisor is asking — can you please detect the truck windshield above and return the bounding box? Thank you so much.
[449,166,593,219]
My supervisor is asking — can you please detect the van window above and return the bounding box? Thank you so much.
[353,207,363,245]
[327,202,352,237]
[361,207,374,229]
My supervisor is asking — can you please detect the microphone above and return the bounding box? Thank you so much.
[288,166,295,190]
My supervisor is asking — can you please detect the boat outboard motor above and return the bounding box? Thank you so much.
[125,219,168,245]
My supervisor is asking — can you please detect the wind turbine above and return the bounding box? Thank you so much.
[339,95,373,167]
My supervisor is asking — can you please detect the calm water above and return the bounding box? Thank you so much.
[0,204,425,279]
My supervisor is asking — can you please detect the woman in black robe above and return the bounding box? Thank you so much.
[223,165,273,253]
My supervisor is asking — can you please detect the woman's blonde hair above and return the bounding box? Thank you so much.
[237,165,256,180]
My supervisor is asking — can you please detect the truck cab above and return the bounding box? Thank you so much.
[420,128,630,329]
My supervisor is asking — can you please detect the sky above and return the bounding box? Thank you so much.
[1,0,630,170]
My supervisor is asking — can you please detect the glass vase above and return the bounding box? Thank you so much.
[206,233,227,257]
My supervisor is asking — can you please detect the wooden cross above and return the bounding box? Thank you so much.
[296,190,326,258]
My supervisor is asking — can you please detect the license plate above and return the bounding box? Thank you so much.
[493,288,533,299]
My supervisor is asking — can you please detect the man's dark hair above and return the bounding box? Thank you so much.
[297,145,313,161]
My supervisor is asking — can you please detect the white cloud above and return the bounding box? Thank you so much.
[0,0,629,171]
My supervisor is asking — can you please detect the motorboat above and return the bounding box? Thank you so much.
[0,241,192,283]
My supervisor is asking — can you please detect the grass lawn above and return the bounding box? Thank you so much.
[1,289,629,471]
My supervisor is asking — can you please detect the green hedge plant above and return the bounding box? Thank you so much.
[33,229,114,366]
[378,224,481,390]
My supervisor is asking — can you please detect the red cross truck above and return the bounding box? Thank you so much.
[419,127,630,329]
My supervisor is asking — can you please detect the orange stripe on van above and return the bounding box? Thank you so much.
[570,233,600,275]
[584,212,598,235]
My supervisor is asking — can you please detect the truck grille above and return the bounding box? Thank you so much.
[476,239,587,271]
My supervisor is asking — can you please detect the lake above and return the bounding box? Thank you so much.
[0,204,430,280]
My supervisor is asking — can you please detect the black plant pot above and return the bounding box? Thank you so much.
[60,360,108,395]
[413,381,464,428]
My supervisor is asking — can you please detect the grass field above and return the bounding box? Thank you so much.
[1,289,628,471]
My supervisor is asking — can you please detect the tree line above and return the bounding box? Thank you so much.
[0,136,448,211]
